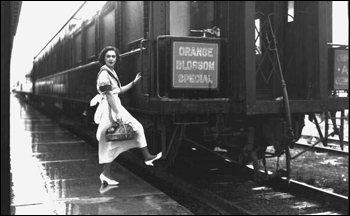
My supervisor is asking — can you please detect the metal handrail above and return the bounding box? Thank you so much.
[119,48,143,58]
[140,39,149,100]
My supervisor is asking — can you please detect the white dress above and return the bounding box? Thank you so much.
[90,65,147,164]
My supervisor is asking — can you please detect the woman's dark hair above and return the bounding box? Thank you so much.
[98,46,121,66]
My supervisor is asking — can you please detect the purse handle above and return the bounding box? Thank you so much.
[108,105,121,125]
[104,68,121,88]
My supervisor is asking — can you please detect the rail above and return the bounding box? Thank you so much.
[291,131,337,160]
[119,48,144,58]
[35,61,98,81]
[139,38,149,101]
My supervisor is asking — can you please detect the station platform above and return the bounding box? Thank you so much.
[10,95,193,215]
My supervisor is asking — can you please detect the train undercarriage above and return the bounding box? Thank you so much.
[139,110,347,184]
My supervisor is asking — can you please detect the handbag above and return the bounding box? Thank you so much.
[106,119,136,141]
[105,105,136,141]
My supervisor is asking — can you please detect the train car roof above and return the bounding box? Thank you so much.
[10,1,22,43]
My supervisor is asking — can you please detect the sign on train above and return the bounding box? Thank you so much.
[172,42,219,89]
[333,49,348,90]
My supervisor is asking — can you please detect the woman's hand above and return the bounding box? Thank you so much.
[134,72,142,84]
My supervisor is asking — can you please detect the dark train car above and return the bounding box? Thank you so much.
[29,1,348,181]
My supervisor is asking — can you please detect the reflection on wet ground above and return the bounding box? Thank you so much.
[10,96,193,215]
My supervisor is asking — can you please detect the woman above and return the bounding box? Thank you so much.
[90,46,162,185]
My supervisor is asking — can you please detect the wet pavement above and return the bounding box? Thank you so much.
[10,95,193,215]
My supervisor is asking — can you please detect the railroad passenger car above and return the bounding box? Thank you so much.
[20,1,348,181]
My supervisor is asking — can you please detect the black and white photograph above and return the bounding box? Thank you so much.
[2,1,348,215]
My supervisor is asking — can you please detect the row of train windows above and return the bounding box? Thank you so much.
[82,1,215,59]
[38,1,350,77]
[36,76,67,94]
[36,1,215,78]
[68,1,216,64]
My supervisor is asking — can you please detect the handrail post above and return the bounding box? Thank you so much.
[140,38,149,102]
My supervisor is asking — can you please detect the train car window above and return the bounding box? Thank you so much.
[255,19,261,55]
[255,1,291,100]
[48,54,52,75]
[74,32,82,64]
[101,10,115,48]
[56,43,61,72]
[332,1,348,45]
[287,1,294,22]
[41,58,44,78]
[36,62,40,79]
[65,41,70,70]
[45,55,49,77]
[53,52,57,73]
[86,23,96,60]
[122,1,144,45]
[51,52,55,74]
[169,1,214,36]
[61,41,65,70]
[46,54,50,76]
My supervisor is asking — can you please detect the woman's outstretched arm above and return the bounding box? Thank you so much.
[120,72,142,94]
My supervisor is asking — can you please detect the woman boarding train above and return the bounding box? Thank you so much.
[90,46,162,185]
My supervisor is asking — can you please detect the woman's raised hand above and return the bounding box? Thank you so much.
[134,72,142,84]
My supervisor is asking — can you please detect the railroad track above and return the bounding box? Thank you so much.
[294,142,348,157]
[296,135,348,155]
[117,151,348,215]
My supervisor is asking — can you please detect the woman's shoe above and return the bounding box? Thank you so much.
[99,173,119,185]
[145,152,162,166]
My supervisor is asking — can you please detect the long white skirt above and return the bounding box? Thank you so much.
[92,94,147,164]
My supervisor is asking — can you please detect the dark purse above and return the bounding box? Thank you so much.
[106,105,135,141]
[105,100,135,141]
[106,119,136,141]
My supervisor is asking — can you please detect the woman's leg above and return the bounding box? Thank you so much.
[100,162,119,185]
[102,163,112,178]
[140,147,162,166]
[132,119,162,163]
[140,147,157,161]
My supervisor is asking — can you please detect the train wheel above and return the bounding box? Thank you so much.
[273,147,292,187]
[262,145,292,184]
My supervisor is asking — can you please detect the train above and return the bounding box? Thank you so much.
[15,1,348,182]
